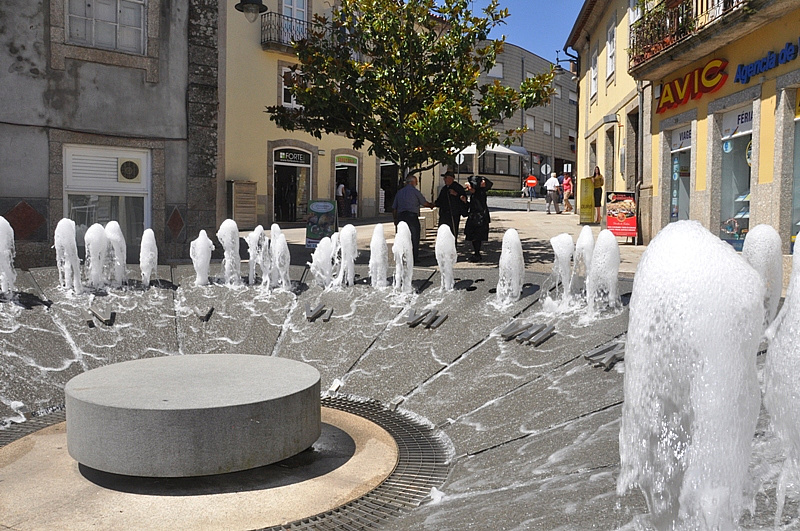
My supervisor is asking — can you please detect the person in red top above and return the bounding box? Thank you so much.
[562,173,574,213]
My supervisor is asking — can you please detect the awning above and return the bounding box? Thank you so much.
[457,144,524,156]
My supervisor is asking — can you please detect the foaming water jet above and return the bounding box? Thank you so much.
[369,225,388,288]
[0,216,16,297]
[435,225,457,291]
[393,222,414,294]
[139,228,158,288]
[496,229,524,305]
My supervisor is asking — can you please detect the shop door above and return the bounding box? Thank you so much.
[670,151,691,221]
[274,165,298,223]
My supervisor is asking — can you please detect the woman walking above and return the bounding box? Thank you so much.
[464,175,493,262]
[563,173,574,213]
[592,166,604,223]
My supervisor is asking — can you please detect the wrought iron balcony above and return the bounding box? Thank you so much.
[629,0,748,70]
[261,12,323,50]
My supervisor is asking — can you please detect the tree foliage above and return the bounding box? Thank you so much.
[266,0,555,177]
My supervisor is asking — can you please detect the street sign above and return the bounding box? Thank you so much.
[541,163,551,175]
[526,175,538,187]
[455,153,465,165]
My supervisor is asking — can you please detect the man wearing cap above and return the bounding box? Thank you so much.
[435,170,467,237]
[392,174,434,261]
[544,172,562,215]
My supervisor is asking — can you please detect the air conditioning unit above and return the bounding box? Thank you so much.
[118,158,142,183]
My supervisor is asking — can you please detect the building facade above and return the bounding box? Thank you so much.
[456,43,578,191]
[0,0,219,268]
[566,0,652,234]
[220,1,383,230]
[630,0,800,252]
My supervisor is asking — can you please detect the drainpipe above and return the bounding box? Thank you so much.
[635,80,652,246]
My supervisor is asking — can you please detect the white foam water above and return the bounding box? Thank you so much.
[83,223,108,289]
[0,216,16,296]
[585,229,620,314]
[189,230,215,286]
[216,219,241,285]
[496,229,524,305]
[549,233,574,301]
[393,221,414,294]
[571,225,594,297]
[259,234,272,287]
[104,221,127,288]
[269,224,285,289]
[742,224,783,328]
[54,218,82,294]
[336,224,358,287]
[369,224,389,288]
[435,225,457,291]
[271,232,291,290]
[618,221,763,530]
[139,228,158,288]
[245,225,264,286]
[309,236,334,288]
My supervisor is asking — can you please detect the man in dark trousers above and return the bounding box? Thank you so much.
[435,170,467,237]
[392,174,434,261]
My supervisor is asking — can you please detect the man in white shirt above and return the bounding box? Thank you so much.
[545,172,562,215]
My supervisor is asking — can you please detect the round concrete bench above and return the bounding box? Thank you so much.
[65,354,320,477]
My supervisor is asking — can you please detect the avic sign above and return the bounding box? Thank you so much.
[656,58,728,114]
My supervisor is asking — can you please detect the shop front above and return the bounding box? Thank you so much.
[668,124,692,222]
[273,148,311,223]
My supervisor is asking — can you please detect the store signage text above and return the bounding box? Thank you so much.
[276,149,311,165]
[657,58,728,114]
[734,41,798,85]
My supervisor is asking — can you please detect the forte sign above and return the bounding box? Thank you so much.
[656,58,728,114]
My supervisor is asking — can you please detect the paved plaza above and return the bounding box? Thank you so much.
[0,202,793,529]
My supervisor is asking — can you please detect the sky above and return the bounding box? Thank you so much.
[470,0,586,63]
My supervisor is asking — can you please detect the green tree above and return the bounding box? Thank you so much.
[266,0,555,179]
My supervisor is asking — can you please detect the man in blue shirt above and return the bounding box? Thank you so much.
[392,174,434,261]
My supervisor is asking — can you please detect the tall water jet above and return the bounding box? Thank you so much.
[272,232,291,290]
[216,219,241,285]
[54,218,82,294]
[269,224,285,289]
[336,224,358,287]
[84,223,109,289]
[259,234,272,287]
[329,232,342,284]
[495,229,524,305]
[434,225,457,291]
[618,221,763,530]
[585,229,620,314]
[393,222,414,294]
[570,225,594,296]
[104,221,127,287]
[369,224,389,288]
[0,216,15,296]
[549,233,574,301]
[190,230,215,286]
[308,237,334,288]
[742,224,782,328]
[764,242,800,525]
[139,228,158,288]
[245,225,264,286]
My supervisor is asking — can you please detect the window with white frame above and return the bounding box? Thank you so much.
[283,0,307,20]
[629,0,641,23]
[606,19,616,78]
[281,67,301,108]
[64,144,151,249]
[555,124,562,138]
[526,115,535,132]
[67,0,146,55]
[590,47,598,97]
[487,62,504,78]
[569,90,578,105]
[544,120,551,135]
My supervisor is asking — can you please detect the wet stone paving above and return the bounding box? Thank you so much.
[0,263,795,529]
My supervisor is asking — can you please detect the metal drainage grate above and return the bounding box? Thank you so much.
[260,394,452,530]
[0,396,451,530]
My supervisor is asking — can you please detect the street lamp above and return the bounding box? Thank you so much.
[235,0,267,23]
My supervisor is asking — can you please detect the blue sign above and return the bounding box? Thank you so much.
[734,41,798,84]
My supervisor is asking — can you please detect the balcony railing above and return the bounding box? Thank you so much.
[261,12,323,49]
[629,0,748,69]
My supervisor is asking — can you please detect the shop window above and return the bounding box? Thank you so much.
[669,125,692,223]
[67,0,146,55]
[64,145,150,252]
[719,134,752,246]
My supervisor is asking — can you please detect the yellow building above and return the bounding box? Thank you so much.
[566,0,652,235]
[219,1,385,230]
[630,0,800,252]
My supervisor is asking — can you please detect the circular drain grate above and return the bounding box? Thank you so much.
[1,396,451,530]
